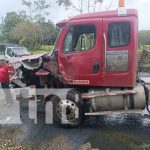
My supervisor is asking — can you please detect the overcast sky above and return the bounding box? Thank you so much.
[0,0,150,30]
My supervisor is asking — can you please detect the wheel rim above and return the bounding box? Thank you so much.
[56,100,78,122]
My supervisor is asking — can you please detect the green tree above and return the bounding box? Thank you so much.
[1,12,22,43]
[3,12,22,32]
[10,20,59,49]
[56,0,85,13]
[139,30,150,46]
[38,21,59,45]
[56,0,114,13]
[10,21,40,48]
[57,0,72,10]
[0,0,58,49]
[21,0,50,22]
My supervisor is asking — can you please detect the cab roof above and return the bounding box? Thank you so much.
[56,9,138,27]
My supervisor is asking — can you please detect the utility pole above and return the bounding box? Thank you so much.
[98,0,103,11]
[88,0,90,12]
[94,0,97,12]
[80,0,83,13]
[0,17,4,33]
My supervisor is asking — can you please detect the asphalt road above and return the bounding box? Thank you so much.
[0,74,150,150]
[0,99,150,150]
[15,99,150,150]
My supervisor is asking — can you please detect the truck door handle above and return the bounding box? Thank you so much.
[93,62,100,73]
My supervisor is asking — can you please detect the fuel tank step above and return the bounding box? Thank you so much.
[85,109,143,116]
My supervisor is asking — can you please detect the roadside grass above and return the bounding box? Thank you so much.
[0,128,71,150]
[140,144,150,150]
[29,45,53,54]
[139,45,150,51]
[143,64,150,67]
[144,45,150,50]
[0,127,22,150]
[86,129,150,150]
[138,45,150,68]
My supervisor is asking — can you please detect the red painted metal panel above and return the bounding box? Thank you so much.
[102,16,138,87]
[57,9,138,87]
[58,18,103,86]
[35,69,49,76]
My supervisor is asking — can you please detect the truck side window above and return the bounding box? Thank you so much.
[63,24,96,53]
[7,48,12,56]
[108,22,130,48]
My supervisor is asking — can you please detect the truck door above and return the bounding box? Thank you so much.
[102,17,138,87]
[58,19,103,86]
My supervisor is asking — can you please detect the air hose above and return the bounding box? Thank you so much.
[146,103,150,114]
[145,86,150,114]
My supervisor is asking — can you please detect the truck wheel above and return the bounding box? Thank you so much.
[51,90,84,127]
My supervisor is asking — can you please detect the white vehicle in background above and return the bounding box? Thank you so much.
[4,47,30,61]
[0,43,19,60]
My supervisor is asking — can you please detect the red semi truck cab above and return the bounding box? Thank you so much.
[56,9,138,87]
[14,7,150,127]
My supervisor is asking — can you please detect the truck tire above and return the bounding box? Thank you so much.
[51,90,84,128]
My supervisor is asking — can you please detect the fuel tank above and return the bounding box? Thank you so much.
[91,84,146,111]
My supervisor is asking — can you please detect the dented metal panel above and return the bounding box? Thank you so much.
[10,53,47,70]
[9,53,48,85]
[43,56,58,74]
